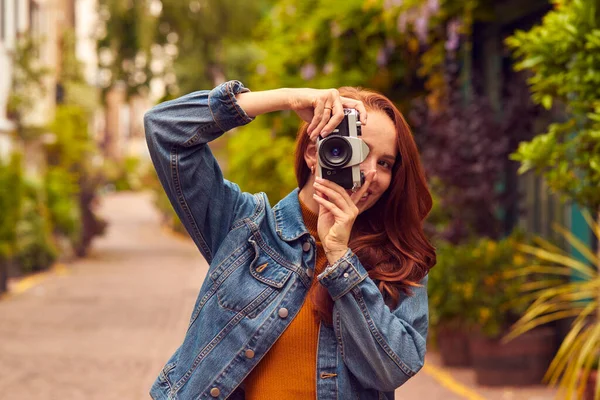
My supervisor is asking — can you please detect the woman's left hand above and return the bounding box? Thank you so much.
[312,172,376,264]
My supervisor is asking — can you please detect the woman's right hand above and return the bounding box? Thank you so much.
[288,88,368,141]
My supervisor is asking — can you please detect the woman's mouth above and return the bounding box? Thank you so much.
[359,190,373,202]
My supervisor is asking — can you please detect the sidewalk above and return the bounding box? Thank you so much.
[0,192,557,399]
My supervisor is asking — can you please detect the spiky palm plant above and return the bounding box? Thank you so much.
[504,211,600,400]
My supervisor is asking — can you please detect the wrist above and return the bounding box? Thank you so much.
[235,88,293,117]
[324,248,348,265]
[280,88,294,110]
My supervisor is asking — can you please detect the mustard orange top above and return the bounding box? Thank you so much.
[244,197,327,399]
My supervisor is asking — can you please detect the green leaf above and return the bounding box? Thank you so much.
[541,95,553,110]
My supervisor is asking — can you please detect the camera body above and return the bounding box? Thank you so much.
[316,109,370,190]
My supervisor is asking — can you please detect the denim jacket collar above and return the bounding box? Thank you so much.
[273,188,311,242]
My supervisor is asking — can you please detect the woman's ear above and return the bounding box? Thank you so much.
[304,140,317,170]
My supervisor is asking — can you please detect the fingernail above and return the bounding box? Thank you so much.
[316,177,323,182]
[321,130,327,136]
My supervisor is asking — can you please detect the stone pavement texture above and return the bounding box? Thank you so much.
[0,192,558,400]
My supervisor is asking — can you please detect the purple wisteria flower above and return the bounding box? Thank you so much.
[301,64,316,80]
[427,0,439,14]
[415,15,428,43]
[445,19,461,51]
[376,48,388,66]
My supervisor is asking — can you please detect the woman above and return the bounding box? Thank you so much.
[145,80,435,400]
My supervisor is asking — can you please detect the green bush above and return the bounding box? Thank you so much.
[104,156,144,192]
[45,104,107,256]
[0,153,23,292]
[0,153,23,261]
[45,166,81,244]
[15,179,58,274]
[429,231,531,338]
[45,105,91,170]
[226,123,297,204]
[507,0,600,211]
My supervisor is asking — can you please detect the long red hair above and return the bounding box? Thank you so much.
[295,87,436,325]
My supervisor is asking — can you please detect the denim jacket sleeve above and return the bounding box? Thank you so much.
[317,249,428,391]
[144,80,256,263]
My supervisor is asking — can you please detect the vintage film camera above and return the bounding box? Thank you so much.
[316,109,369,190]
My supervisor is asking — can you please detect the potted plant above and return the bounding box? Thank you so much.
[463,232,557,386]
[428,240,478,367]
[504,213,599,399]
[428,231,556,376]
[0,153,23,294]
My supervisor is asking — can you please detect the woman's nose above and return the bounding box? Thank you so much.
[360,160,378,181]
[361,158,377,173]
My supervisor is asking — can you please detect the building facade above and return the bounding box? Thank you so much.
[0,0,31,158]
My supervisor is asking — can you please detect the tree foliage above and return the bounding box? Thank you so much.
[46,30,106,256]
[7,34,51,140]
[227,0,479,202]
[507,0,600,211]
[97,0,158,96]
[157,0,268,93]
[226,125,297,202]
[97,0,269,98]
[410,59,540,243]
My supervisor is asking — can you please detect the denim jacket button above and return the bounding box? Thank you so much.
[302,241,311,252]
[245,349,255,359]
[306,268,314,278]
[210,387,220,397]
[278,308,289,318]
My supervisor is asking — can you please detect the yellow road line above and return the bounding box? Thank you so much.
[1,263,70,300]
[423,363,487,400]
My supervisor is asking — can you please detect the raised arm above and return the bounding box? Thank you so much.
[320,253,428,391]
[144,80,291,262]
[144,81,366,261]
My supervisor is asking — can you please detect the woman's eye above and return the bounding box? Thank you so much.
[378,160,392,169]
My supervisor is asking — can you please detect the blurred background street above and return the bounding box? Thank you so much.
[0,192,558,399]
[1,0,599,399]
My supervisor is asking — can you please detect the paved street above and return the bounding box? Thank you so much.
[0,192,204,400]
[0,193,556,399]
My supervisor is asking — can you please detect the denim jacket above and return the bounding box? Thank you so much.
[144,80,429,400]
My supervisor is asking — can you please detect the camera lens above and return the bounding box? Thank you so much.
[319,136,352,168]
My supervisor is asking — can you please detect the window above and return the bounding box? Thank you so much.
[1,0,5,41]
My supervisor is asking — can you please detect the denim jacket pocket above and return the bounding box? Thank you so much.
[213,233,292,318]
[156,361,178,395]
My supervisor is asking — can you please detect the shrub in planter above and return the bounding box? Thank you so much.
[15,179,58,274]
[430,231,557,380]
[45,105,107,257]
[429,232,535,369]
[45,166,81,247]
[428,240,478,367]
[103,156,143,192]
[460,233,557,386]
[0,153,23,293]
[465,234,530,337]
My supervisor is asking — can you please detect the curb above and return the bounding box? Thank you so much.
[0,263,70,301]
[422,363,487,400]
